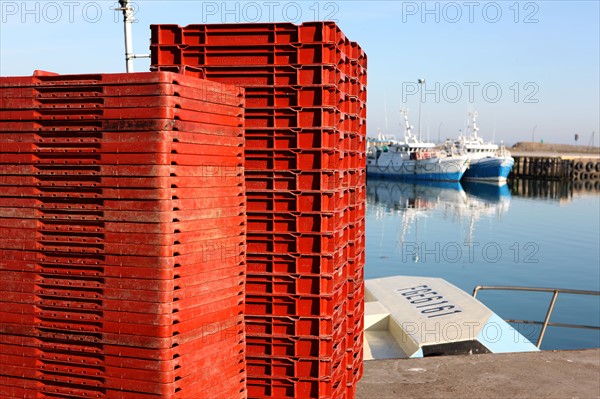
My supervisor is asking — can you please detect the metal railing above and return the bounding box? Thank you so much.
[473,285,600,348]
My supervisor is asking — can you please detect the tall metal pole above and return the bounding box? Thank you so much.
[418,79,425,141]
[119,0,134,72]
[531,125,537,143]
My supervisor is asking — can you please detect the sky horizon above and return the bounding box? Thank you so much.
[1,0,598,146]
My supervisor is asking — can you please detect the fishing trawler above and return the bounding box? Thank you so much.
[448,112,515,182]
[367,110,469,182]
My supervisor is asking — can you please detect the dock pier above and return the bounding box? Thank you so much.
[510,154,600,182]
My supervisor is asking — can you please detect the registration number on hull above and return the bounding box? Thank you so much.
[396,285,463,318]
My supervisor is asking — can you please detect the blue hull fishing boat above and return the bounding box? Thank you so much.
[448,112,514,182]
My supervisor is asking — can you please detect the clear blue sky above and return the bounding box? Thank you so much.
[1,1,598,145]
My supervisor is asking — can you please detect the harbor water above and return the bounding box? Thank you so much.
[365,178,600,350]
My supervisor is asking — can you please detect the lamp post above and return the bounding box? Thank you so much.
[418,79,425,141]
[531,125,537,143]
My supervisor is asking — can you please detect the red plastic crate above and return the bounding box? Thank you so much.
[0,94,241,116]
[247,230,349,254]
[245,272,345,297]
[150,22,345,47]
[245,252,346,276]
[0,197,245,218]
[0,361,245,398]
[0,84,242,107]
[246,375,346,399]
[153,64,342,88]
[245,308,345,337]
[0,69,209,86]
[0,213,245,237]
[0,271,243,300]
[245,332,346,360]
[1,261,242,283]
[0,345,245,385]
[246,354,346,380]
[246,189,349,213]
[244,85,340,108]
[0,119,243,138]
[0,105,243,126]
[0,328,246,365]
[150,43,342,67]
[245,148,346,170]
[245,169,346,192]
[247,211,339,234]
[244,128,343,150]
[245,281,347,317]
[244,106,341,129]
[0,294,244,332]
[0,141,243,160]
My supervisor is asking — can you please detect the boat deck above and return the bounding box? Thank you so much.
[357,348,600,398]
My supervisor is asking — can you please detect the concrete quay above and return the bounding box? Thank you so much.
[357,348,600,399]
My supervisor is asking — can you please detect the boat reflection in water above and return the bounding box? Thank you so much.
[367,178,511,255]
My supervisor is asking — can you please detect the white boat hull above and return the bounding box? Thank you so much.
[364,276,539,359]
[367,155,470,182]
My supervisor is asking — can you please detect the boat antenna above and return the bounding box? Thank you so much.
[417,78,425,141]
[117,0,150,72]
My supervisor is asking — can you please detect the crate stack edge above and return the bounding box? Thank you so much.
[150,21,367,399]
[0,71,247,399]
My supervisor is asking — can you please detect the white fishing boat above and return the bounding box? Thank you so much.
[368,110,469,182]
[448,112,515,182]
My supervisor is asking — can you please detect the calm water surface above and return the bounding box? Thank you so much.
[365,178,600,350]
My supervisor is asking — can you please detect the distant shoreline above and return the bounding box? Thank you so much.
[511,142,600,156]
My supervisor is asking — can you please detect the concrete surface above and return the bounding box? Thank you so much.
[357,349,600,399]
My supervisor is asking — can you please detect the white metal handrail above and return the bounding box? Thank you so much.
[473,285,600,348]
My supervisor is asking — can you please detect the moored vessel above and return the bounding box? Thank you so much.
[447,111,514,183]
[368,110,469,182]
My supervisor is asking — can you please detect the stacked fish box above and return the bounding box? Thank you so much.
[0,71,247,399]
[150,22,367,398]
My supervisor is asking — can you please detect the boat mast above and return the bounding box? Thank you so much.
[400,108,415,142]
[384,93,389,134]
[469,111,479,138]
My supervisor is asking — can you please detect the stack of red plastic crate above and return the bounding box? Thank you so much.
[150,22,367,398]
[0,71,247,398]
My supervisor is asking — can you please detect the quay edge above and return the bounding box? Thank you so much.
[357,348,600,399]
[510,153,600,181]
